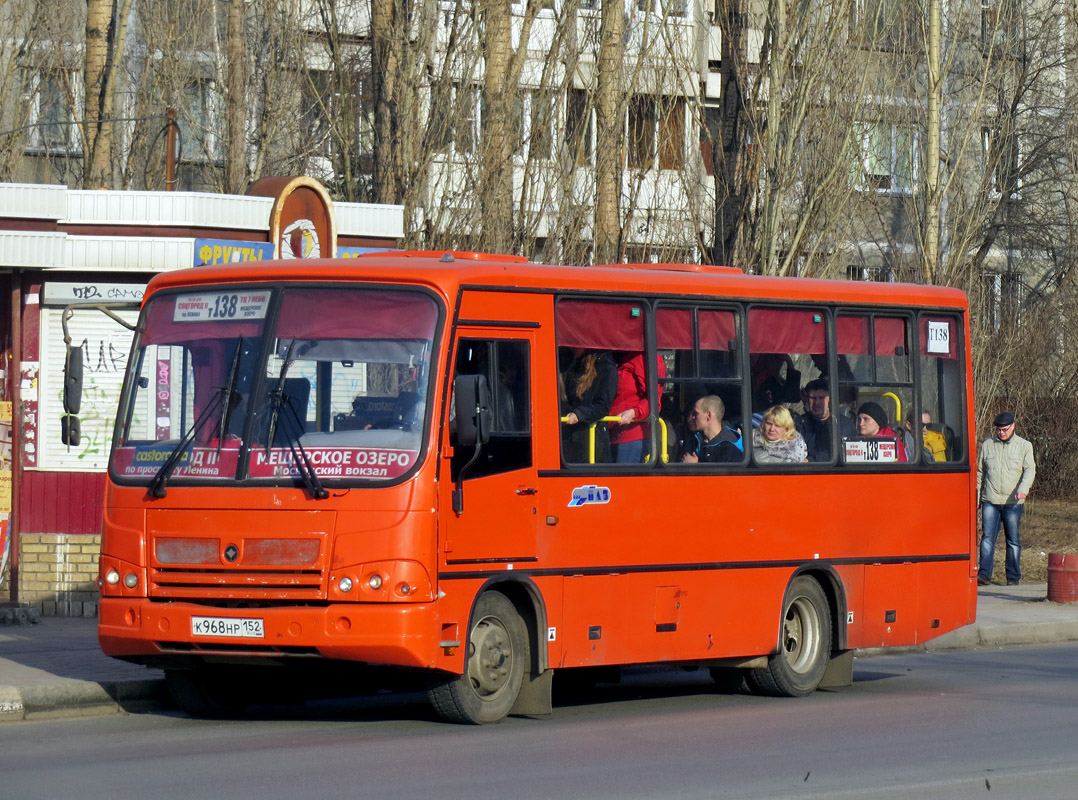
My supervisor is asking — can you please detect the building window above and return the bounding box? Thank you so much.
[853,121,917,193]
[981,127,1021,200]
[851,0,921,51]
[177,79,222,163]
[628,95,684,170]
[27,71,78,154]
[982,271,1023,330]
[980,0,1013,53]
[515,89,554,160]
[566,88,594,165]
[302,70,335,159]
[846,264,894,282]
[430,81,480,157]
[636,0,688,18]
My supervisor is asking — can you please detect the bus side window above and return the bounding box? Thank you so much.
[839,313,913,465]
[656,305,743,463]
[919,315,965,463]
[746,306,828,465]
[450,338,531,480]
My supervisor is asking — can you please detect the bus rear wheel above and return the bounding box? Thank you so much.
[748,576,831,697]
[429,591,528,724]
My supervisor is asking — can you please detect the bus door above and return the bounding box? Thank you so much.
[441,312,543,564]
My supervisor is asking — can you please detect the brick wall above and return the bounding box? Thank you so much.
[19,533,101,617]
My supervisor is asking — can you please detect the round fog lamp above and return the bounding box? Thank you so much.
[124,573,139,589]
[338,577,353,593]
[105,569,120,586]
[368,574,383,590]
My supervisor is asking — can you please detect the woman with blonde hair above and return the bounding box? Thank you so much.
[752,405,808,464]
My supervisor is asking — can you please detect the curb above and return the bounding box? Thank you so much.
[0,677,169,723]
[856,620,1078,657]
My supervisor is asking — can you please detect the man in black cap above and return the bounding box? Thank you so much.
[977,411,1036,586]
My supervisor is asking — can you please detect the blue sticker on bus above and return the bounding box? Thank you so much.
[569,485,611,507]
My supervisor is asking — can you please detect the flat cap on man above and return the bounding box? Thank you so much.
[993,411,1015,427]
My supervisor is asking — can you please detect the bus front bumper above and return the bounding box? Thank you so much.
[98,597,450,671]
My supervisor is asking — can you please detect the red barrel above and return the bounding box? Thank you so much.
[1047,553,1078,603]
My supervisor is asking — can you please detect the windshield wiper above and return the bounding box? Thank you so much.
[262,340,327,499]
[215,338,244,451]
[147,389,226,498]
[275,393,329,500]
[264,339,297,453]
[149,339,245,497]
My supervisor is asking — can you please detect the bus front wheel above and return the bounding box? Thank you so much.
[428,591,528,724]
[165,668,253,718]
[748,576,832,697]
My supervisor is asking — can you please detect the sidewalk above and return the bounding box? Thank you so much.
[2,583,1078,722]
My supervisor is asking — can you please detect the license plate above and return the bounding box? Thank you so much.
[191,616,264,638]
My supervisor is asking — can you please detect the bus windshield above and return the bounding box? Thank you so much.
[110,286,440,487]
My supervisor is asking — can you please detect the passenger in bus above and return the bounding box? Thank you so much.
[560,348,618,463]
[855,401,907,462]
[750,353,801,414]
[752,405,808,464]
[680,395,743,463]
[609,352,666,463]
[795,378,855,462]
[904,412,948,463]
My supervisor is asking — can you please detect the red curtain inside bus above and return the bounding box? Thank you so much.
[142,295,263,345]
[747,308,827,353]
[655,308,736,351]
[275,289,438,339]
[557,300,645,349]
[835,316,908,356]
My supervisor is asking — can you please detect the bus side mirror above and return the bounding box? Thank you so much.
[62,415,82,447]
[454,374,491,447]
[62,345,83,446]
[64,345,84,415]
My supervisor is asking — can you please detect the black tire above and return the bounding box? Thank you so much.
[428,591,528,724]
[165,668,254,718]
[748,576,832,697]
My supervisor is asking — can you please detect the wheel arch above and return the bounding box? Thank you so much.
[469,574,549,676]
[785,563,849,653]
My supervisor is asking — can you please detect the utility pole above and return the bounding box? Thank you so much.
[924,0,941,283]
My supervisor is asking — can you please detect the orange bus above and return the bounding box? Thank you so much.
[95,252,977,723]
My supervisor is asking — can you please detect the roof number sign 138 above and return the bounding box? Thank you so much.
[174,291,271,322]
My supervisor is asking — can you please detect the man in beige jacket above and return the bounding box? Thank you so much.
[977,412,1036,586]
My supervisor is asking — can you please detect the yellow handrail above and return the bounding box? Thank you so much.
[561,415,668,464]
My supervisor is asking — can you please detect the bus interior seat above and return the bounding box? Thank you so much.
[393,391,420,430]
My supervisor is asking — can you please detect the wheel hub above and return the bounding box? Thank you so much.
[468,618,513,697]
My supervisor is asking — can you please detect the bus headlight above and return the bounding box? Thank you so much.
[124,573,139,589]
[338,577,353,593]
[367,574,383,590]
[105,569,121,586]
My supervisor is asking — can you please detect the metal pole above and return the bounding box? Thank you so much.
[925,0,941,282]
[8,273,20,602]
[165,107,177,191]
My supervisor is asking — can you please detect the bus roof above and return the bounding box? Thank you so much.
[146,252,969,310]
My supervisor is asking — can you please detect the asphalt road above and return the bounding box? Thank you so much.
[4,643,1078,800]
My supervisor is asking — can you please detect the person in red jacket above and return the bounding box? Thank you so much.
[609,352,665,463]
[856,401,907,463]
